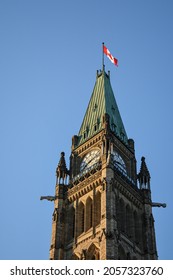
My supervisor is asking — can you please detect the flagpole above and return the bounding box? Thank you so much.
[102,42,105,71]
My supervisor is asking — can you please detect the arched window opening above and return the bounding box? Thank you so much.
[119,199,126,233]
[134,211,142,246]
[72,209,75,238]
[95,192,101,226]
[85,197,93,231]
[78,202,85,236]
[86,243,100,260]
[66,205,75,242]
[148,214,154,251]
[126,205,133,238]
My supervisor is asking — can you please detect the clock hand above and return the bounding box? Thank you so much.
[81,158,94,171]
[85,158,94,168]
[83,155,100,170]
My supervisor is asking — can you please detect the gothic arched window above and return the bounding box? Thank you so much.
[86,243,100,260]
[85,197,93,231]
[134,211,142,246]
[119,199,126,233]
[95,191,101,226]
[78,202,85,236]
[126,204,133,238]
[67,205,75,241]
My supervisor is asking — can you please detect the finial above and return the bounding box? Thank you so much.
[61,151,65,157]
[141,156,145,162]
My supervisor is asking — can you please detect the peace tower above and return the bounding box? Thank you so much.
[42,66,165,260]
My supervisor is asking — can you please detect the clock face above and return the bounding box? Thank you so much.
[80,149,100,172]
[112,151,127,174]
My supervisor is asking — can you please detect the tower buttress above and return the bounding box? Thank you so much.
[137,157,158,259]
[138,156,151,190]
[49,152,69,260]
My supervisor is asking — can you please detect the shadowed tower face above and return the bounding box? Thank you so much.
[49,68,158,260]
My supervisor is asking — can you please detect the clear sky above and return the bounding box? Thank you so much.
[0,0,173,260]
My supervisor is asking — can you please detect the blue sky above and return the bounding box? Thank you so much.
[0,0,173,260]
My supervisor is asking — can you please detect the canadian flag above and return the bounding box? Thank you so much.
[103,45,118,66]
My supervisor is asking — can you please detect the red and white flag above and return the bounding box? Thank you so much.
[103,45,118,66]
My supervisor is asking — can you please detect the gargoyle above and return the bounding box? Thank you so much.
[40,196,57,202]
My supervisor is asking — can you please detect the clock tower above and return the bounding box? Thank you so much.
[48,67,162,260]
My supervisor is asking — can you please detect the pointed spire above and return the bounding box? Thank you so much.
[138,157,151,189]
[56,152,69,184]
[76,69,128,147]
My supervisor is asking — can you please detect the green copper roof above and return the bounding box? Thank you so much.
[77,68,128,146]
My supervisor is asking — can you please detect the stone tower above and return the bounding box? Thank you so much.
[49,67,159,260]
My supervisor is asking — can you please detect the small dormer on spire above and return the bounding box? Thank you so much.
[56,152,69,184]
[138,156,151,189]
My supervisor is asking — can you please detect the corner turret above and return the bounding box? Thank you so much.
[138,156,150,189]
[56,152,69,184]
